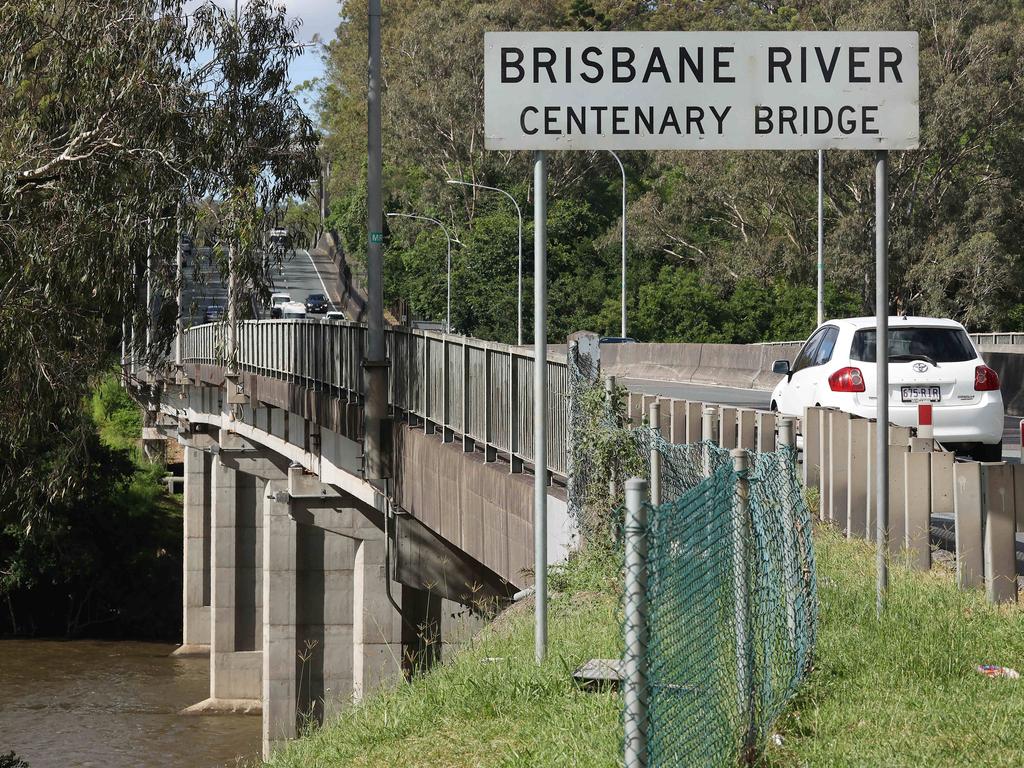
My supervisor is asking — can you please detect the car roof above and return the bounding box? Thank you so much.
[271,292,290,299]
[823,316,966,331]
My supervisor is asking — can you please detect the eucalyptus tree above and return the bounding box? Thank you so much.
[187,0,319,366]
[0,0,318,519]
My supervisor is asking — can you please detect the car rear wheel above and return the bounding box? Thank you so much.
[970,441,1003,463]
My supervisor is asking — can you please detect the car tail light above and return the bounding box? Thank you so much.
[975,365,1000,391]
[828,366,865,393]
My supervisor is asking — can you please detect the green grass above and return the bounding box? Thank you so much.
[90,371,143,454]
[764,525,1024,768]
[265,519,1024,768]
[265,545,624,768]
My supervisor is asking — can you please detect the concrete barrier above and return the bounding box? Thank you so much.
[979,346,1024,417]
[602,342,802,391]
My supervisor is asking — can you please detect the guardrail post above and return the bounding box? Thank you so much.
[954,461,984,589]
[649,401,661,507]
[442,338,453,443]
[983,463,1017,604]
[462,341,473,452]
[510,350,523,473]
[623,477,649,768]
[731,449,755,762]
[701,404,719,477]
[755,411,774,453]
[484,348,496,462]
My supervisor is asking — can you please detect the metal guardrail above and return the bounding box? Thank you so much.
[181,319,570,479]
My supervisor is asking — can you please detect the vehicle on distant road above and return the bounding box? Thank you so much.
[599,336,638,344]
[203,304,225,323]
[269,292,291,319]
[326,310,347,321]
[305,293,329,314]
[268,228,290,247]
[770,316,1004,461]
[280,300,306,319]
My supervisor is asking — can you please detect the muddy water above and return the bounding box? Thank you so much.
[0,640,261,768]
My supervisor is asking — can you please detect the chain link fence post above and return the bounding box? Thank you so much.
[731,448,756,763]
[606,375,617,501]
[624,477,649,768]
[777,417,799,651]
[649,401,662,507]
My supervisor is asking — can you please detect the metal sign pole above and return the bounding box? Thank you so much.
[533,149,548,664]
[817,149,825,327]
[875,149,889,616]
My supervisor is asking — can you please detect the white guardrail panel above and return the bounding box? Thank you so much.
[181,320,569,478]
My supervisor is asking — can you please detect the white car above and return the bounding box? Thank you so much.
[269,292,291,318]
[770,316,1003,461]
[280,300,306,319]
[325,310,347,321]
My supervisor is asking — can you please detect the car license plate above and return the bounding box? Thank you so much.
[901,385,940,403]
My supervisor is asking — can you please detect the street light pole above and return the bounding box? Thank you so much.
[386,212,453,333]
[608,151,627,338]
[447,179,523,345]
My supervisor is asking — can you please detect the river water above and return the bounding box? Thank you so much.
[0,640,261,768]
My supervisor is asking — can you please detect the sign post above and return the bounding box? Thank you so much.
[533,150,548,663]
[875,149,889,617]
[484,31,920,655]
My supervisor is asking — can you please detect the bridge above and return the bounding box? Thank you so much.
[132,316,579,757]
[130,268,1024,759]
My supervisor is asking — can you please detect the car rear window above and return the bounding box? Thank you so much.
[850,327,976,363]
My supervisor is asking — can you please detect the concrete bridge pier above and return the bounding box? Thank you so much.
[176,445,211,655]
[209,453,264,709]
[261,472,404,758]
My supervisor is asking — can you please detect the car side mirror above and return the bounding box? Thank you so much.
[772,359,791,377]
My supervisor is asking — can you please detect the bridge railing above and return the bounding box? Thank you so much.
[183,319,570,479]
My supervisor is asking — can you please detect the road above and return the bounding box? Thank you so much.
[621,376,1022,461]
[182,245,343,323]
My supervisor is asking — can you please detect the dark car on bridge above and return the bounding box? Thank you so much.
[204,304,225,323]
[305,293,329,314]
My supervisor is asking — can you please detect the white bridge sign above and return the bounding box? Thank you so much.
[484,31,919,151]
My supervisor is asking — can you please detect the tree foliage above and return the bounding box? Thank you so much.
[319,0,1024,343]
[0,0,317,520]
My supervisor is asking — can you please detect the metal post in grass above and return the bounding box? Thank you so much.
[606,375,617,501]
[731,448,755,761]
[649,400,662,507]
[623,477,649,768]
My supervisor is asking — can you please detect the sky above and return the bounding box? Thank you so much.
[192,0,339,110]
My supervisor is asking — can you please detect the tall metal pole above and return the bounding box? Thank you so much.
[364,0,390,480]
[386,212,452,333]
[533,150,548,664]
[817,149,825,327]
[875,150,889,616]
[609,150,627,338]
[446,180,522,345]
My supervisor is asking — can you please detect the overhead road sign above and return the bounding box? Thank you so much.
[484,31,919,151]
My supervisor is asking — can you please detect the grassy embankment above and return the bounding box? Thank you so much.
[266,524,1024,768]
[90,372,180,516]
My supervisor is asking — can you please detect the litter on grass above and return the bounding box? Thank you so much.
[976,665,1020,680]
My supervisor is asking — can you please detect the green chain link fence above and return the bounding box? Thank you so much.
[566,343,817,768]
